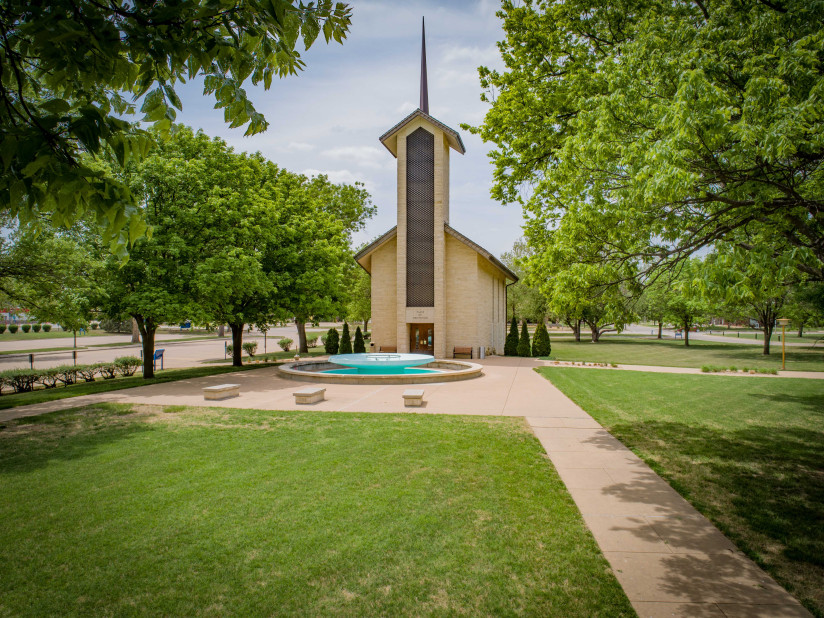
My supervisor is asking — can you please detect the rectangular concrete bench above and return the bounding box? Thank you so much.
[293,387,326,404]
[203,384,240,400]
[403,389,424,407]
[380,346,397,353]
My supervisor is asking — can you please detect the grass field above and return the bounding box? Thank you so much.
[0,405,634,616]
[0,365,265,410]
[538,367,824,616]
[545,336,824,372]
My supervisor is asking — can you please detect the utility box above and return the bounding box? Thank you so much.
[479,346,486,359]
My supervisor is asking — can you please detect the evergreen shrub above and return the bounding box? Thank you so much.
[339,322,353,354]
[0,325,5,334]
[353,326,365,353]
[32,324,41,333]
[325,328,339,355]
[532,322,551,357]
[42,324,52,332]
[517,321,531,357]
[504,317,519,356]
[21,324,31,333]
[9,325,18,334]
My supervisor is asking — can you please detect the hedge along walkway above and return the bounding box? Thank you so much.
[0,357,812,616]
[544,360,824,380]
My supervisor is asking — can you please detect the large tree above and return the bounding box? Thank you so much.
[470,0,824,282]
[0,0,352,247]
[501,239,547,322]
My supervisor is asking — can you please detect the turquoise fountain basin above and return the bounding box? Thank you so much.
[327,353,437,375]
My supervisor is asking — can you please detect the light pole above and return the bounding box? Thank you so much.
[777,318,790,371]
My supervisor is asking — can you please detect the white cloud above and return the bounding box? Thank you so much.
[284,141,315,152]
[322,145,391,169]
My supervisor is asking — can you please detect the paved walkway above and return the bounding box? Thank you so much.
[0,358,811,617]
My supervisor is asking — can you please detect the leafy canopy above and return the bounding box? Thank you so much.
[469,0,824,281]
[0,0,352,252]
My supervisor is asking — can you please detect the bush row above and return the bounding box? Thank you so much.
[0,356,142,394]
[0,324,53,334]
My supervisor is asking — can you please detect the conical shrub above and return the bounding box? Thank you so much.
[324,327,339,355]
[504,317,519,356]
[532,321,551,357]
[517,321,531,357]
[339,322,353,354]
[353,326,366,353]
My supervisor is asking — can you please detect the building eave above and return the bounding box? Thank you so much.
[354,226,398,273]
[379,109,466,158]
[444,224,519,282]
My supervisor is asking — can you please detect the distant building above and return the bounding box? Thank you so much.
[355,20,517,358]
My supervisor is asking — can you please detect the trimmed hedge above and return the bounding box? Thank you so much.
[504,318,519,356]
[0,325,5,334]
[32,324,41,333]
[278,338,293,352]
[517,321,531,357]
[532,322,551,357]
[8,325,18,334]
[242,342,258,357]
[353,326,365,354]
[42,324,52,332]
[324,328,339,355]
[339,322,352,354]
[21,324,31,333]
[0,359,144,394]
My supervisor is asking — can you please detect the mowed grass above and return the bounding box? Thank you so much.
[0,405,634,616]
[545,336,824,372]
[0,365,265,410]
[538,367,824,616]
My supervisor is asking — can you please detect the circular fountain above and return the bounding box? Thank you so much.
[277,352,482,384]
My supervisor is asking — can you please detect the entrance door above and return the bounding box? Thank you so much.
[410,323,434,354]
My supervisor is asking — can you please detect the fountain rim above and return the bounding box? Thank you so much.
[328,352,434,369]
[277,358,483,385]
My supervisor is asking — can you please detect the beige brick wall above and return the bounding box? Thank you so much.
[444,234,478,356]
[370,237,398,351]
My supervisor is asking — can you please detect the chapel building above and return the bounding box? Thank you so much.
[354,20,517,359]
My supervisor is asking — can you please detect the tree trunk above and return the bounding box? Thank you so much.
[230,323,244,367]
[657,320,663,339]
[218,324,225,338]
[295,317,308,353]
[574,319,581,342]
[132,315,157,379]
[762,323,772,355]
[131,318,141,343]
[363,318,369,334]
[797,321,804,338]
[683,320,690,347]
[588,322,600,342]
[73,330,77,349]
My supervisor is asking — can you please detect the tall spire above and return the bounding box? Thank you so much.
[420,17,429,114]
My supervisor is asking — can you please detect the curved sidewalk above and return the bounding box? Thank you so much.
[0,357,812,617]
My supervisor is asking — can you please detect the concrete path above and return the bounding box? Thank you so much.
[0,357,811,617]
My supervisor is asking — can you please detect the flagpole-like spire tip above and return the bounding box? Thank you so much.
[420,16,429,115]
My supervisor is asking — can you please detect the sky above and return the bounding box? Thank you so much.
[172,0,522,257]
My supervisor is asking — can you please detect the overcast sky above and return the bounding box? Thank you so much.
[173,0,521,257]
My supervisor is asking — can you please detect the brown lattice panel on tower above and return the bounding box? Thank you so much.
[406,127,435,307]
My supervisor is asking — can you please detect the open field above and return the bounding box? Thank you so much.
[0,365,266,410]
[538,367,824,616]
[545,337,824,372]
[0,405,634,616]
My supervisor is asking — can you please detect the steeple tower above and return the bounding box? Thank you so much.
[420,17,429,114]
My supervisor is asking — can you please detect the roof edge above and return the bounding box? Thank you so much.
[354,226,398,264]
[444,224,519,282]
[379,109,466,156]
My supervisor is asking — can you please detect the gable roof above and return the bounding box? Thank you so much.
[354,224,518,283]
[379,109,465,157]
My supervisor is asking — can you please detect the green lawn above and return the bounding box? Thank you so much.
[545,336,824,372]
[0,329,114,341]
[538,367,824,616]
[0,365,266,410]
[0,405,634,616]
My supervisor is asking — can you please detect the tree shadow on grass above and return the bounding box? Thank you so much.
[599,420,824,614]
[0,404,152,475]
[748,392,824,415]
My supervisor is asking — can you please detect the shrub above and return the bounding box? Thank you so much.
[517,321,531,357]
[76,365,99,382]
[353,326,365,353]
[504,317,519,356]
[53,365,78,386]
[242,342,258,357]
[42,324,52,332]
[114,356,141,377]
[9,324,18,334]
[100,319,131,333]
[21,324,31,333]
[278,338,293,352]
[339,322,353,354]
[324,328,340,355]
[91,322,100,330]
[39,368,61,389]
[532,322,551,357]
[32,324,41,333]
[307,335,320,348]
[0,325,5,334]
[2,369,39,392]
[97,363,118,379]
[226,344,233,357]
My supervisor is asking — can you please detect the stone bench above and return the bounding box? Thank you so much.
[403,389,424,407]
[293,387,326,404]
[203,384,240,400]
[453,346,473,359]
